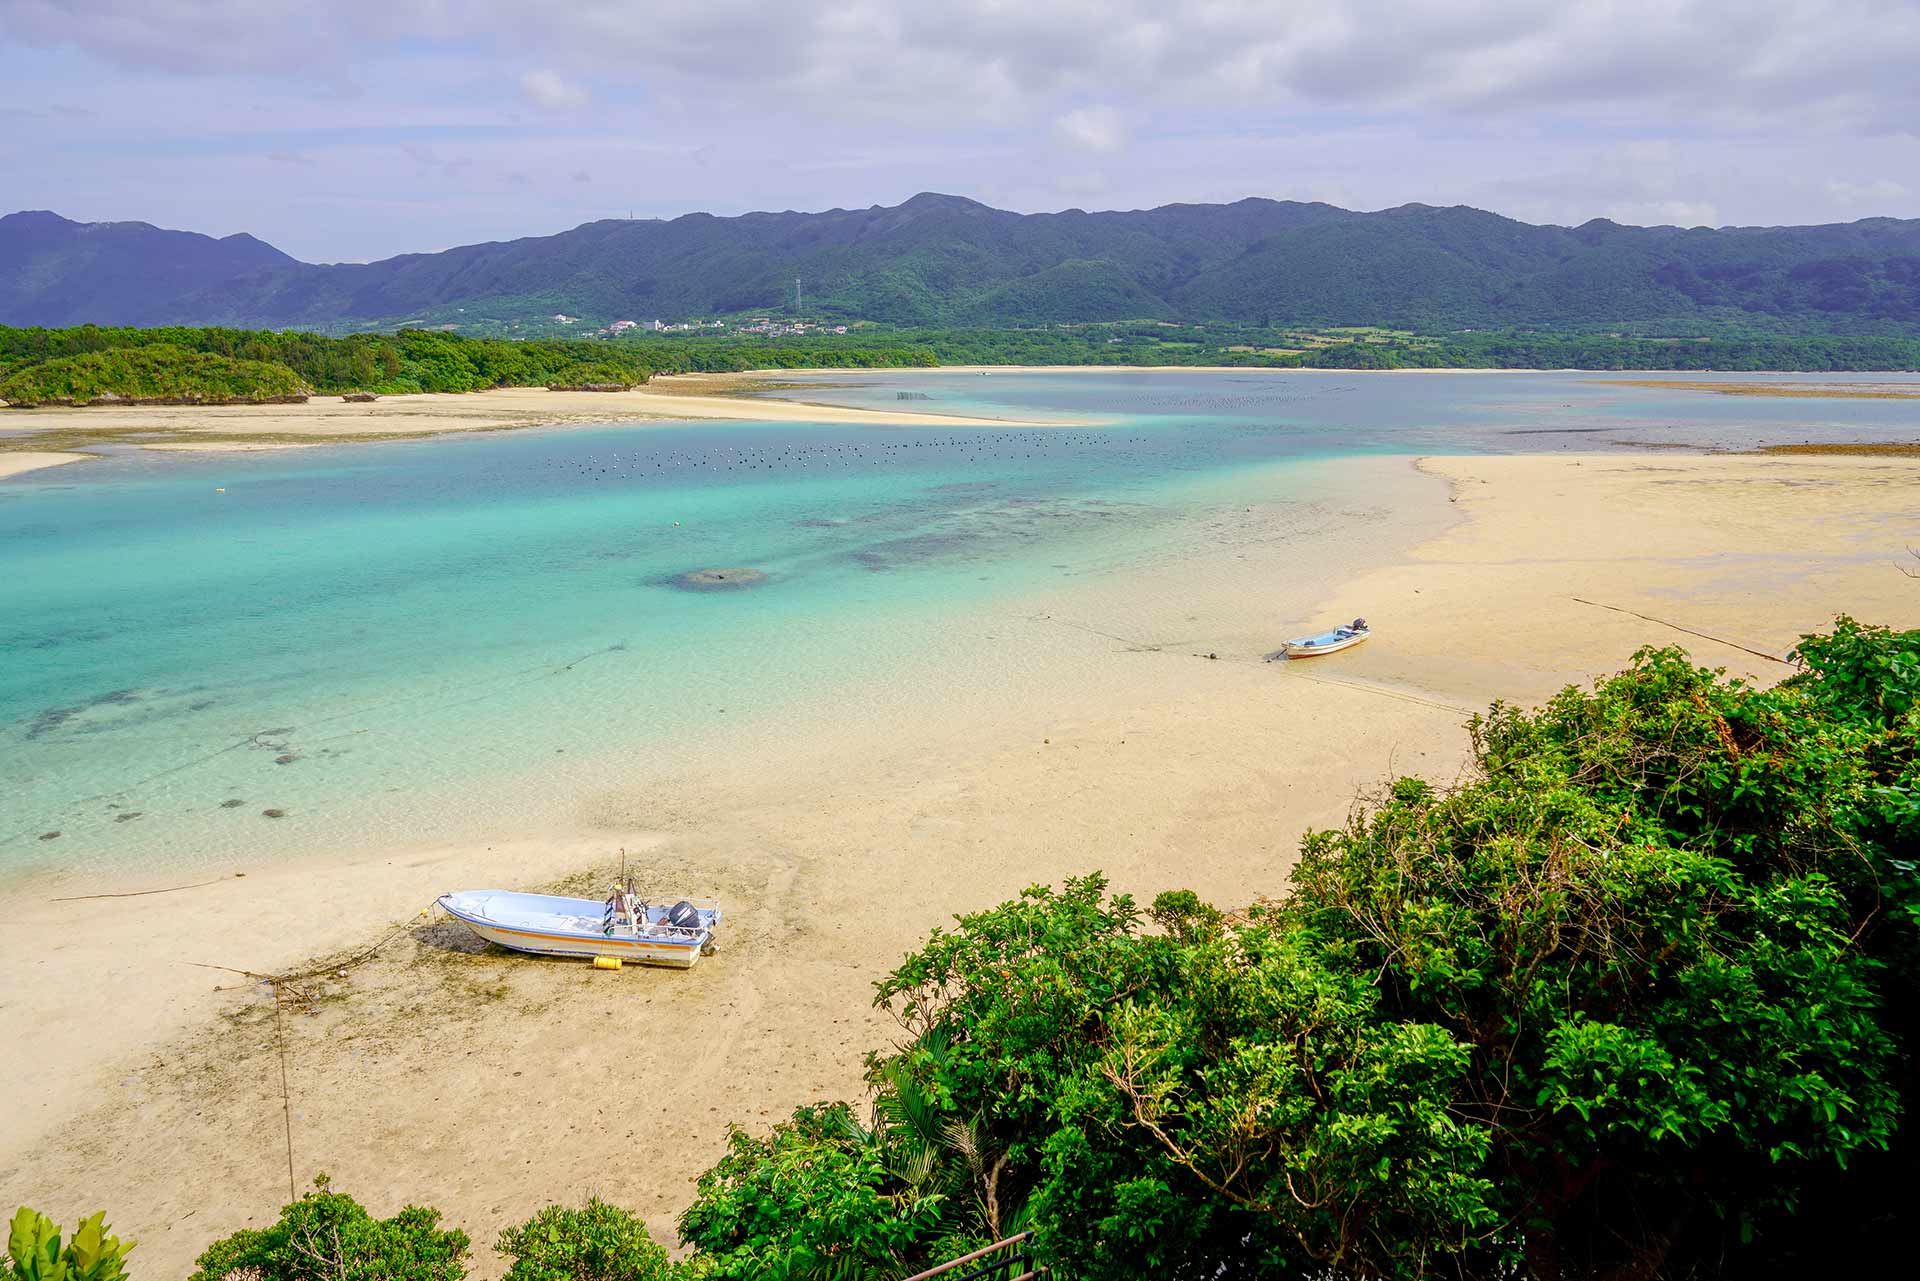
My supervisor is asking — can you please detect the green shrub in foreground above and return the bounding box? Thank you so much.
[7,1208,133,1281]
[189,1176,468,1281]
[678,1100,986,1280]
[495,1199,669,1281]
[675,619,1916,1280]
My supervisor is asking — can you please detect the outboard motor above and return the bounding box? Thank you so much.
[667,899,702,930]
[1351,617,1368,630]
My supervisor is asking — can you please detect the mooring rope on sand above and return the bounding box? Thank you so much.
[1566,596,1791,664]
[1271,665,1477,716]
[49,876,232,902]
[272,983,295,1201]
[1029,609,1479,715]
[187,905,434,1202]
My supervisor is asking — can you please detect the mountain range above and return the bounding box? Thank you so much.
[5,194,1920,334]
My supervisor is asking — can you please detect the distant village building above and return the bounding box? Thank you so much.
[732,314,849,337]
[550,313,576,324]
[609,319,638,332]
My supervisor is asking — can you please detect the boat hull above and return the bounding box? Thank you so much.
[437,891,714,969]
[1283,630,1369,658]
[452,916,705,967]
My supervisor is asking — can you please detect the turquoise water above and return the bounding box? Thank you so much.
[778,369,1920,451]
[4,370,1917,876]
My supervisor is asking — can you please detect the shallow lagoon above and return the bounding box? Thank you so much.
[3,369,1916,875]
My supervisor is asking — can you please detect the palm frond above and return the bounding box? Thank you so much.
[827,1105,875,1149]
[943,1116,982,1168]
[998,1191,1035,1238]
[893,1143,940,1189]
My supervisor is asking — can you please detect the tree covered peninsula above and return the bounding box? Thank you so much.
[0,325,936,406]
[2,321,1918,410]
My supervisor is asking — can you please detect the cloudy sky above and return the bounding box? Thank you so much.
[3,0,1916,263]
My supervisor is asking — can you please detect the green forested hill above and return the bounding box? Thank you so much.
[5,195,1920,333]
[0,210,295,327]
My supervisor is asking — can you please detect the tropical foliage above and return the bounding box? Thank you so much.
[0,325,937,401]
[494,1200,670,1281]
[677,618,1918,1279]
[6,325,1917,407]
[37,619,1920,1279]
[188,1177,469,1281]
[0,344,310,405]
[677,1100,987,1279]
[7,1209,133,1281]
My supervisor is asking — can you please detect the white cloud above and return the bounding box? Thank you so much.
[2,1,1916,258]
[1055,105,1123,153]
[8,2,1918,128]
[1826,177,1909,207]
[520,68,589,110]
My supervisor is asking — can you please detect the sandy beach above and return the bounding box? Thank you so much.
[3,443,1915,1274]
[10,367,1914,481]
[0,450,90,479]
[0,374,1072,477]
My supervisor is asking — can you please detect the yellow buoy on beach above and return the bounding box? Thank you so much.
[592,955,623,971]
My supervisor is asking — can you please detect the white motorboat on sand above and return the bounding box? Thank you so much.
[437,880,720,968]
[1275,617,1371,659]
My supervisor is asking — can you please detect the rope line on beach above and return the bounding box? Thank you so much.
[188,912,424,993]
[1271,666,1477,716]
[187,906,433,1202]
[1027,609,1477,714]
[274,983,296,1202]
[1028,606,1480,712]
[50,876,230,902]
[1026,611,1193,652]
[1565,597,1791,664]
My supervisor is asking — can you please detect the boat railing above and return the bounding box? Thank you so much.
[901,1232,1041,1281]
[638,924,707,940]
[605,893,722,911]
[640,896,721,912]
[604,890,720,933]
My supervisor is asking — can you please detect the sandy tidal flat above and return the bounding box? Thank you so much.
[1,450,1915,1276]
[0,450,90,479]
[0,375,1067,466]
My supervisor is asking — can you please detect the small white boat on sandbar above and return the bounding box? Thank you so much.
[1276,617,1371,659]
[437,881,721,968]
